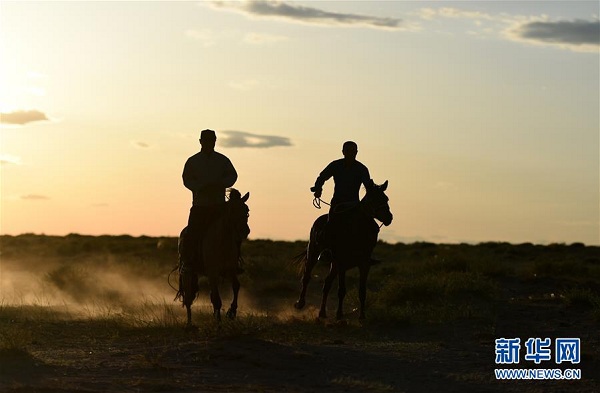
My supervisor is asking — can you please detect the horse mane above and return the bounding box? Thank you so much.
[228,188,242,201]
[224,187,250,240]
[364,179,376,191]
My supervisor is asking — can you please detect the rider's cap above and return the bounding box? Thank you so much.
[200,129,217,140]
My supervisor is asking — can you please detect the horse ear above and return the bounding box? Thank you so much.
[241,192,250,202]
[381,180,388,191]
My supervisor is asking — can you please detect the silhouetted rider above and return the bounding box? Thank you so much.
[311,141,378,262]
[312,141,371,211]
[181,129,238,273]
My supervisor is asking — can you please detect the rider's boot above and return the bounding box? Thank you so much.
[316,218,335,262]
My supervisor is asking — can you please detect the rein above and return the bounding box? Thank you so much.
[313,197,385,228]
[313,197,330,209]
[360,201,386,228]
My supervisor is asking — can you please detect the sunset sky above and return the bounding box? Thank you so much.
[1,1,598,245]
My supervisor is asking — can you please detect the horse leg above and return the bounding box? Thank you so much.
[226,275,240,320]
[297,215,327,310]
[209,277,222,322]
[358,265,370,320]
[336,269,347,320]
[182,270,198,330]
[319,263,338,319]
[295,250,318,310]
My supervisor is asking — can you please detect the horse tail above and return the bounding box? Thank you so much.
[169,265,182,301]
[172,227,186,303]
[292,250,308,276]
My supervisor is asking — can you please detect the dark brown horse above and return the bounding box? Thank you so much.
[175,189,250,328]
[294,180,393,320]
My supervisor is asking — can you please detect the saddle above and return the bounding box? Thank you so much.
[179,207,246,276]
[316,203,380,264]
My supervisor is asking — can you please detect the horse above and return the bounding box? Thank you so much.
[175,189,250,328]
[294,180,393,320]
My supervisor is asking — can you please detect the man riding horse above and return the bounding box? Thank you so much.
[181,129,243,275]
[311,141,381,264]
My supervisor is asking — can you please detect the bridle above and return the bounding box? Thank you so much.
[313,195,388,228]
[359,198,386,228]
[362,192,388,216]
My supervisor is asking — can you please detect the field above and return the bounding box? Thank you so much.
[1,234,599,392]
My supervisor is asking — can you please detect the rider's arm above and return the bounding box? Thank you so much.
[360,165,371,189]
[313,162,335,192]
[182,158,203,192]
[221,157,238,189]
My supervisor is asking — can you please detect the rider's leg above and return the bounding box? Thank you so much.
[183,206,206,273]
[317,207,337,262]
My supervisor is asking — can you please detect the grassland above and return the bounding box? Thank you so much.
[0,234,599,392]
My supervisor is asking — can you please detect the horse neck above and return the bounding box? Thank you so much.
[205,213,237,251]
[335,201,369,230]
[223,202,248,240]
[358,196,375,220]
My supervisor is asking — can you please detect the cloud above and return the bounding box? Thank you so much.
[243,32,288,44]
[0,154,21,165]
[508,19,600,51]
[0,110,49,125]
[131,141,152,149]
[417,7,495,22]
[209,1,404,30]
[416,7,599,53]
[20,194,50,201]
[219,130,292,148]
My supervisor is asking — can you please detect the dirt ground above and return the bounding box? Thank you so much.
[1,275,598,393]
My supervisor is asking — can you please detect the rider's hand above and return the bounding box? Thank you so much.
[313,188,322,199]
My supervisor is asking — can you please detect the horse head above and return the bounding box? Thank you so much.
[226,188,250,241]
[363,180,393,226]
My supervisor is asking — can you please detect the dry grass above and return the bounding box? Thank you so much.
[2,234,599,327]
[0,235,599,392]
[331,376,396,391]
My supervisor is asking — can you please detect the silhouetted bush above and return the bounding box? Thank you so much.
[2,234,599,326]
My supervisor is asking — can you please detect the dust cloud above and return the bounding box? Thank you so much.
[0,254,299,322]
[0,254,183,316]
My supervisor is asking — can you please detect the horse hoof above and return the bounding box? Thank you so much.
[294,300,306,310]
[318,311,327,319]
[226,308,237,320]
